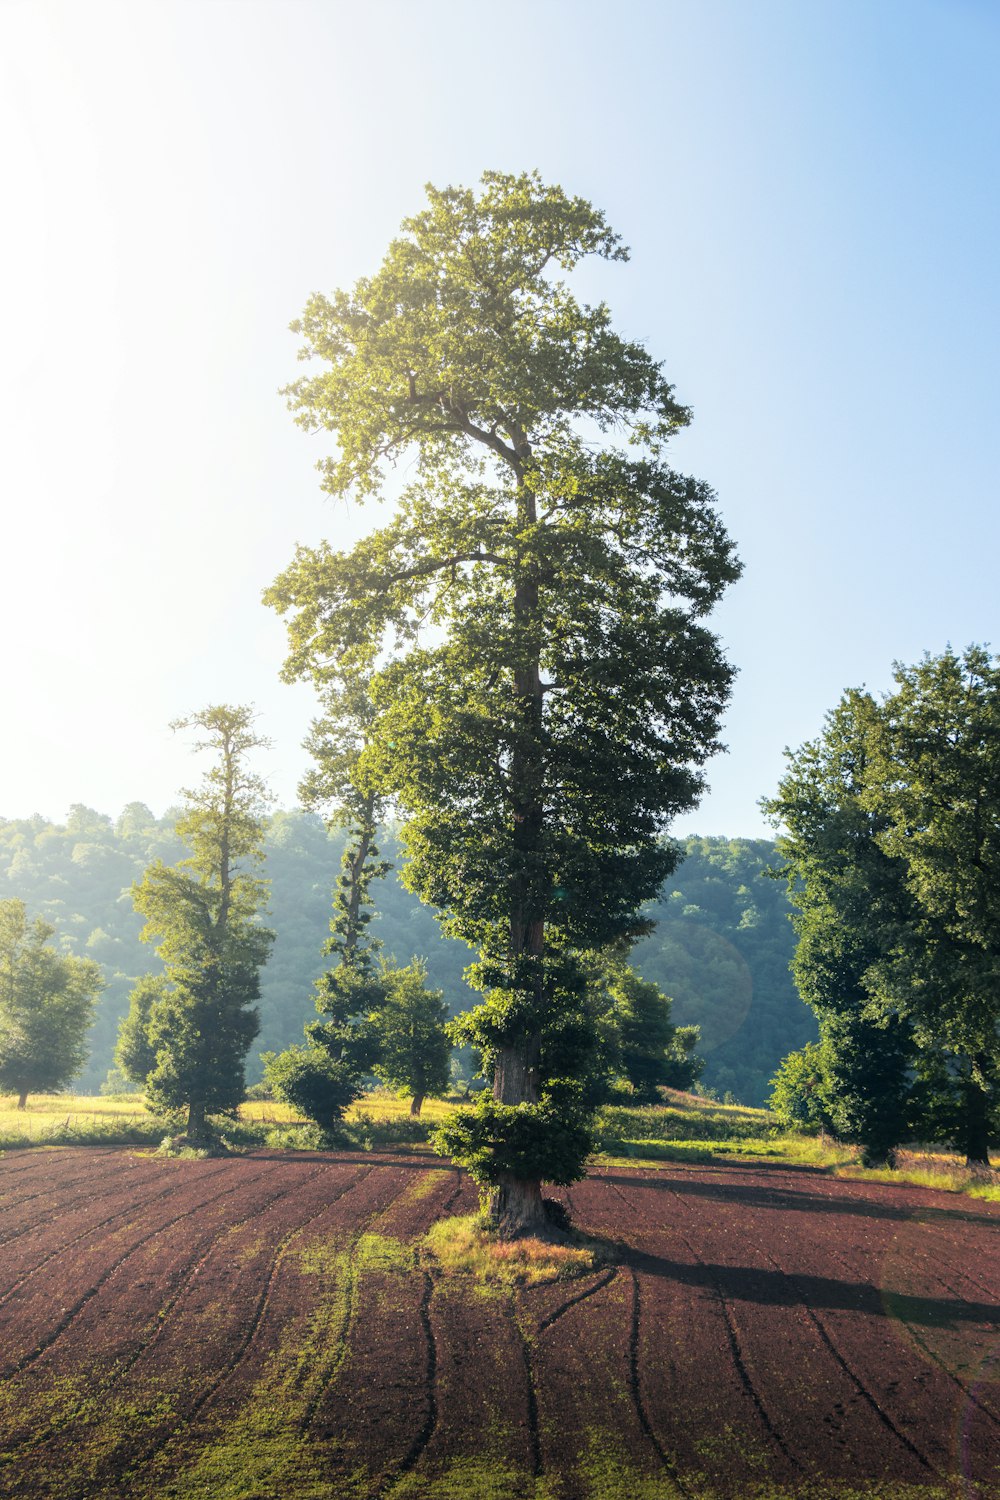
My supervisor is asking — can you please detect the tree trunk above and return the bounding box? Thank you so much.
[961,1060,992,1168]
[16,1089,28,1111]
[187,1099,207,1142]
[410,1093,424,1117]
[489,1172,546,1237]
[492,462,549,1238]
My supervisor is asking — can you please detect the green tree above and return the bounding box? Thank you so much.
[763,691,916,1167]
[601,963,703,1103]
[371,959,451,1115]
[131,706,274,1140]
[768,1040,837,1134]
[264,679,391,1132]
[863,647,1000,1165]
[0,899,103,1107]
[115,973,167,1085]
[267,171,740,1232]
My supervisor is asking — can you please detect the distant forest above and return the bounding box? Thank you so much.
[0,806,816,1105]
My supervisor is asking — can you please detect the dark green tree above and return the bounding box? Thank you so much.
[131,706,274,1140]
[764,691,916,1167]
[600,962,703,1103]
[863,647,1000,1165]
[768,1041,837,1134]
[115,973,167,1085]
[371,959,451,1115]
[267,171,740,1233]
[0,899,103,1107]
[265,678,391,1132]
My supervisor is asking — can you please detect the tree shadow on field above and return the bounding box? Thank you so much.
[597,1170,1000,1230]
[617,1244,1000,1331]
[243,1148,453,1169]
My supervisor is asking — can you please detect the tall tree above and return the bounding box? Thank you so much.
[267,171,740,1233]
[764,691,916,1167]
[264,677,389,1131]
[864,648,1000,1165]
[0,899,103,1107]
[131,706,274,1140]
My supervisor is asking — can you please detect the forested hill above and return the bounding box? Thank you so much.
[0,808,815,1105]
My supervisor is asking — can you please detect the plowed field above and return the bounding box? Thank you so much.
[0,1147,996,1499]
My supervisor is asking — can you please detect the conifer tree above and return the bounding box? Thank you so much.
[130,706,274,1140]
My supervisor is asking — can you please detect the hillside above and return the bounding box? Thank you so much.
[0,809,815,1104]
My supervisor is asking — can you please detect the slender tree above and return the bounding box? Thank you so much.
[131,706,274,1140]
[265,676,388,1130]
[0,899,103,1107]
[267,172,740,1232]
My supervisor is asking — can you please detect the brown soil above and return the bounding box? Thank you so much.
[0,1148,995,1499]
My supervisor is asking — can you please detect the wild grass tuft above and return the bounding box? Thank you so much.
[423,1212,609,1288]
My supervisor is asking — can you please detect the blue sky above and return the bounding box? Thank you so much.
[1,0,997,835]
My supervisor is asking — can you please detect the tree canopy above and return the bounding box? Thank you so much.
[0,898,103,1107]
[766,650,1000,1166]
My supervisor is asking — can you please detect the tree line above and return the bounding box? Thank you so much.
[0,815,810,1107]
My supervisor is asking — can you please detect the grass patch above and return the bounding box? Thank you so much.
[594,1095,781,1145]
[834,1152,1000,1201]
[423,1213,609,1289]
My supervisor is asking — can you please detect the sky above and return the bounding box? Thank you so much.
[1,0,998,837]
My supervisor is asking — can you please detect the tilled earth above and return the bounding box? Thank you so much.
[0,1147,996,1499]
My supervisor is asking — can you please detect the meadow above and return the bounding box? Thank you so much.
[1,1088,995,1202]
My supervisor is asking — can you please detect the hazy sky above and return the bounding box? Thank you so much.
[2,0,998,836]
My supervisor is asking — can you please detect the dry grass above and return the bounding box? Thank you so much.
[423,1212,609,1288]
[834,1148,1000,1201]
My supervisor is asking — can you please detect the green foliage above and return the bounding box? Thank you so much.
[131,706,274,1135]
[768,1041,837,1133]
[369,959,451,1112]
[633,836,815,1105]
[115,972,166,1084]
[766,651,1000,1166]
[601,962,704,1102]
[261,1045,360,1133]
[268,172,740,1223]
[0,899,103,1104]
[863,647,1000,1162]
[433,1082,593,1188]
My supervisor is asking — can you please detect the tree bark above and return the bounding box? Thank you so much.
[489,466,551,1238]
[410,1093,424,1117]
[187,1098,207,1142]
[16,1089,27,1111]
[489,1172,546,1236]
[961,1058,992,1168]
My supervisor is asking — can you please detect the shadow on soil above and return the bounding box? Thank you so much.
[598,1168,1000,1228]
[613,1242,1000,1330]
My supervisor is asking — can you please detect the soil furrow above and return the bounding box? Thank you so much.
[823,1237,1000,1438]
[606,1174,800,1471]
[376,1268,439,1497]
[759,1246,936,1473]
[627,1267,691,1497]
[0,1159,222,1310]
[1,1161,255,1377]
[537,1266,618,1333]
[82,1164,378,1499]
[0,1156,143,1232]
